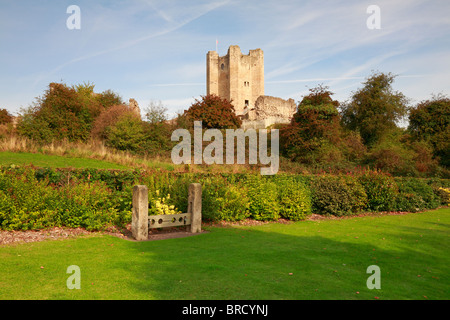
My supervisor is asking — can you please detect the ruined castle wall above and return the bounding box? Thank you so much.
[247,95,297,121]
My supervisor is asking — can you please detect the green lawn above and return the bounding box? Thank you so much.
[0,208,448,300]
[0,151,129,170]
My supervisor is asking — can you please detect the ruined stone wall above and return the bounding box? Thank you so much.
[246,95,297,121]
[241,95,296,129]
[206,45,264,115]
[128,98,141,119]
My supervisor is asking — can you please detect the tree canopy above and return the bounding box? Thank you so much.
[184,94,242,129]
[408,94,450,167]
[280,85,344,164]
[17,82,123,143]
[340,72,409,147]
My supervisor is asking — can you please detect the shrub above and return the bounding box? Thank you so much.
[437,187,450,205]
[91,104,137,140]
[245,175,279,221]
[358,170,398,212]
[1,165,449,231]
[148,191,181,216]
[311,175,367,216]
[0,170,58,230]
[425,178,450,205]
[273,175,312,220]
[0,167,130,231]
[0,109,13,125]
[105,113,146,153]
[56,181,131,230]
[200,176,250,222]
[141,121,174,156]
[394,178,440,211]
[367,140,417,176]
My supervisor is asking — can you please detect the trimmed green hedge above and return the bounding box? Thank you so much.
[0,168,130,231]
[0,165,448,230]
[311,175,367,216]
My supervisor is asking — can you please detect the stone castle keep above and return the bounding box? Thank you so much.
[206,45,296,129]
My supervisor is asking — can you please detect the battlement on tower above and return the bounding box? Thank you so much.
[206,45,264,115]
[206,45,296,129]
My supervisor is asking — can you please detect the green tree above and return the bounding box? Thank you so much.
[105,113,146,152]
[144,100,168,125]
[96,89,123,110]
[340,72,409,147]
[365,129,417,176]
[408,94,450,167]
[280,85,344,164]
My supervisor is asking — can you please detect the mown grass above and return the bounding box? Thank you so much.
[0,208,448,300]
[0,151,130,170]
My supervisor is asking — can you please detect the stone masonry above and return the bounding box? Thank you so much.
[207,45,264,116]
[206,45,296,128]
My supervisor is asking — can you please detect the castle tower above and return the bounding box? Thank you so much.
[206,45,264,115]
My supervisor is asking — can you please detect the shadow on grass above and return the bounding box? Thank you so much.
[111,217,449,300]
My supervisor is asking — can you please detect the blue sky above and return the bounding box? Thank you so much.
[1,0,450,119]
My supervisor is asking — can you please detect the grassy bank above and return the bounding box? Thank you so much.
[0,151,130,170]
[0,136,176,171]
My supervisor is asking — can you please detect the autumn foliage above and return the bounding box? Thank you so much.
[280,85,344,164]
[17,82,122,143]
[184,94,242,129]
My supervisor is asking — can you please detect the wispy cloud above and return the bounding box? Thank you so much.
[32,0,229,87]
[2,0,449,115]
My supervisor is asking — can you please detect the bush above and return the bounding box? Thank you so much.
[425,178,450,205]
[273,175,312,220]
[91,104,137,140]
[0,109,13,125]
[0,167,130,231]
[311,175,367,216]
[56,181,130,231]
[105,113,146,153]
[141,121,174,156]
[245,175,279,221]
[394,177,440,211]
[358,170,398,212]
[436,187,450,205]
[1,165,449,231]
[0,170,58,230]
[148,191,181,216]
[200,176,250,222]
